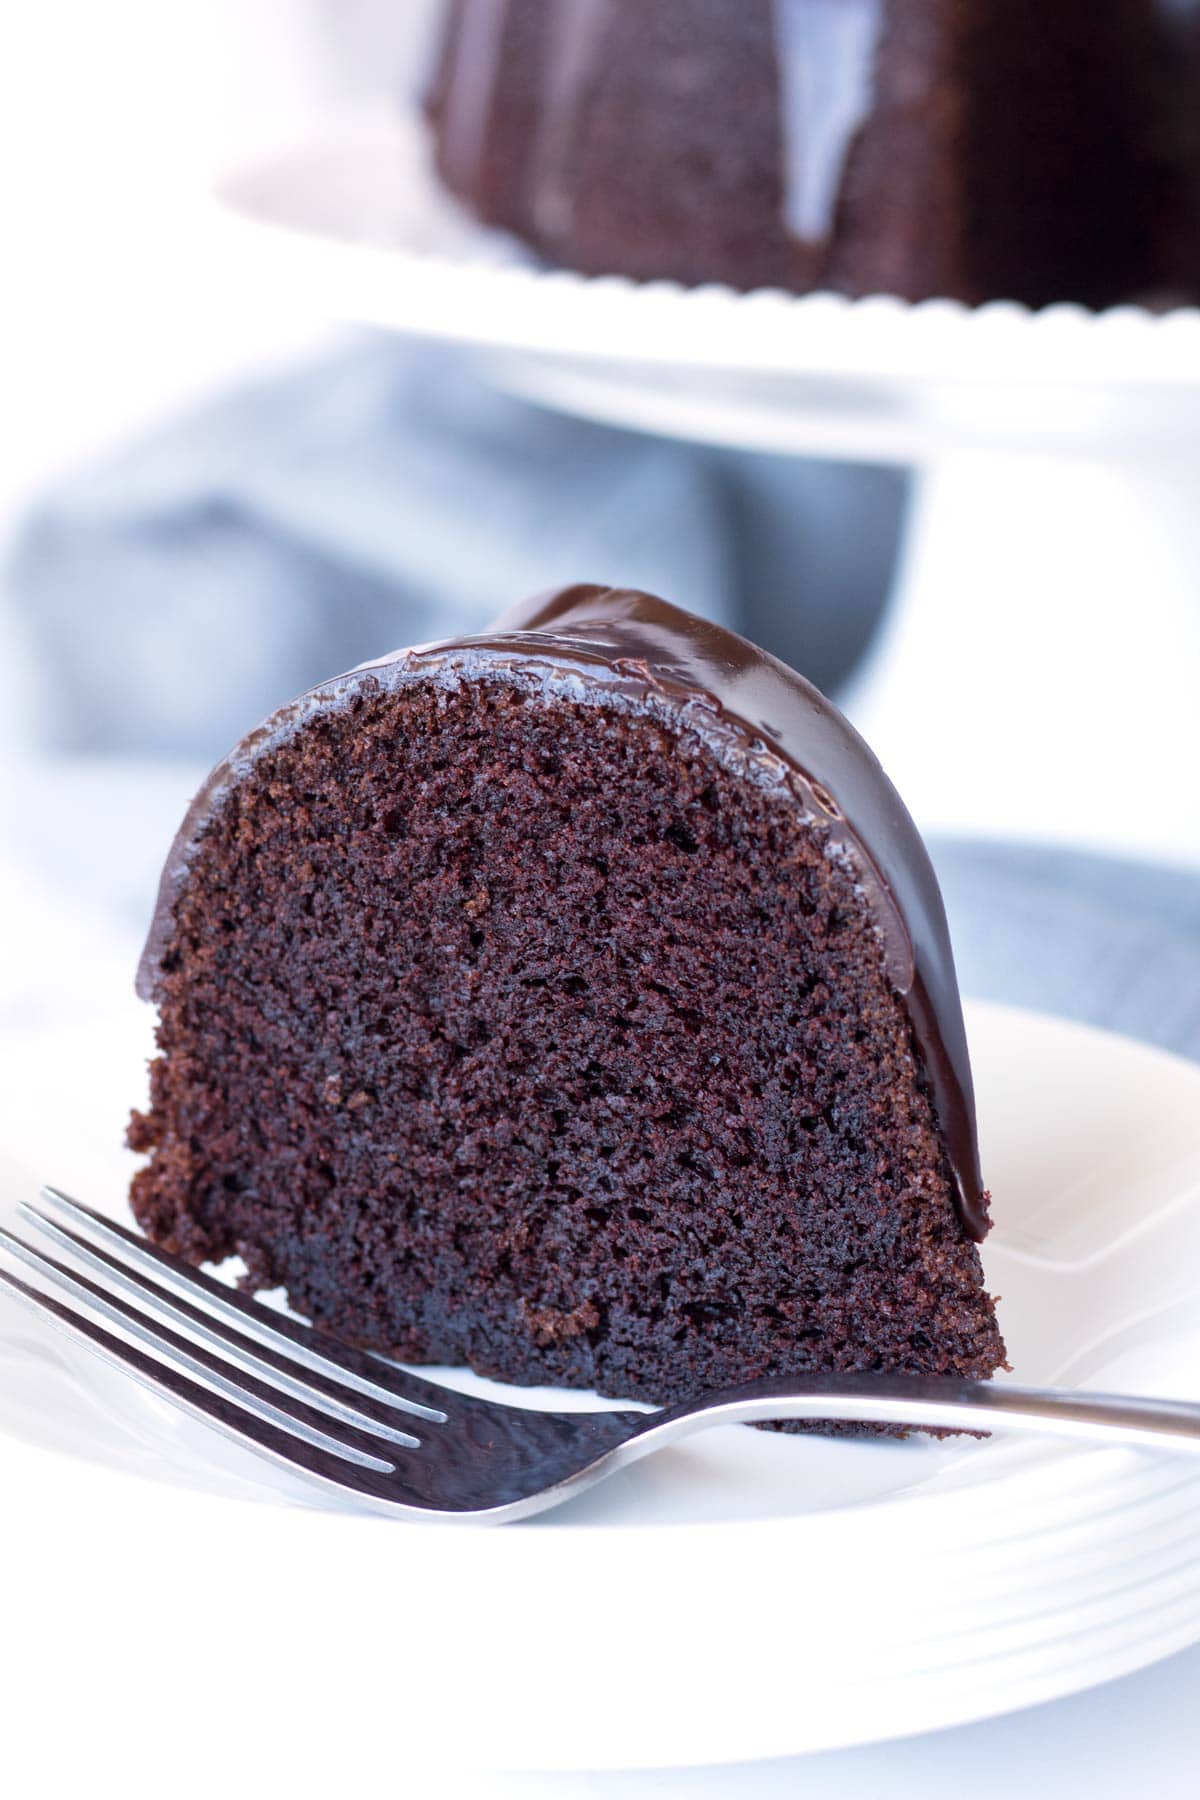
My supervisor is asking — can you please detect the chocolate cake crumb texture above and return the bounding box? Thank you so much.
[129,593,1004,1421]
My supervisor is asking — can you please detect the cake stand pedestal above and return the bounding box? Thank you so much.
[837,449,1200,862]
[480,350,1200,867]
[213,112,1200,866]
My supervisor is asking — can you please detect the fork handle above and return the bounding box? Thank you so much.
[635,1371,1200,1455]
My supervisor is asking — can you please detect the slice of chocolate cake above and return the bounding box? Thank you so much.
[130,587,1004,1418]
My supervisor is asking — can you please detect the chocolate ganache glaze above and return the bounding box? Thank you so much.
[428,0,1189,307]
[138,585,987,1241]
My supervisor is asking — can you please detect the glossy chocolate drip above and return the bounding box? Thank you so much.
[429,0,508,197]
[426,0,1184,306]
[773,0,884,246]
[138,586,987,1241]
[528,0,611,241]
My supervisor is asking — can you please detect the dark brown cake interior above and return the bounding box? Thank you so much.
[130,670,1003,1407]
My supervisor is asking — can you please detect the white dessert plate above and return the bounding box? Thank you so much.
[1,998,1200,1775]
[212,112,1200,462]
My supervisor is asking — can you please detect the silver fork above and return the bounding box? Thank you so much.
[2,1186,1200,1522]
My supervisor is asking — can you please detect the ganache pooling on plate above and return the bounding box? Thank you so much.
[136,583,987,1244]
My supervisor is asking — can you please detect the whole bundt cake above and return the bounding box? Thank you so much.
[425,0,1180,307]
[128,587,1004,1418]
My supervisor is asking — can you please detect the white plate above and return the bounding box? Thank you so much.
[2,999,1200,1775]
[213,112,1200,463]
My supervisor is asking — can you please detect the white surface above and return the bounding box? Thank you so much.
[217,114,1200,445]
[0,1,341,752]
[0,5,1197,1786]
[838,451,1200,866]
[213,113,1200,869]
[3,1001,1200,1778]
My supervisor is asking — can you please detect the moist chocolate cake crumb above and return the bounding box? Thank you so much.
[129,590,1004,1427]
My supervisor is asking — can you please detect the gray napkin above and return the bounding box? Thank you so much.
[5,334,1193,1064]
[2,336,904,759]
[932,837,1200,1063]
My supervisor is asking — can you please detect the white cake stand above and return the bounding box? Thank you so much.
[214,113,1200,865]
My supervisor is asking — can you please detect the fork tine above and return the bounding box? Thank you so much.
[16,1206,427,1449]
[0,1227,416,1464]
[0,1256,400,1489]
[37,1186,451,1422]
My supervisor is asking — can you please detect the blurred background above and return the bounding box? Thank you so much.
[1,6,1200,1791]
[0,0,1197,1137]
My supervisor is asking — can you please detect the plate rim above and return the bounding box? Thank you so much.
[210,111,1200,392]
[3,997,1200,1768]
